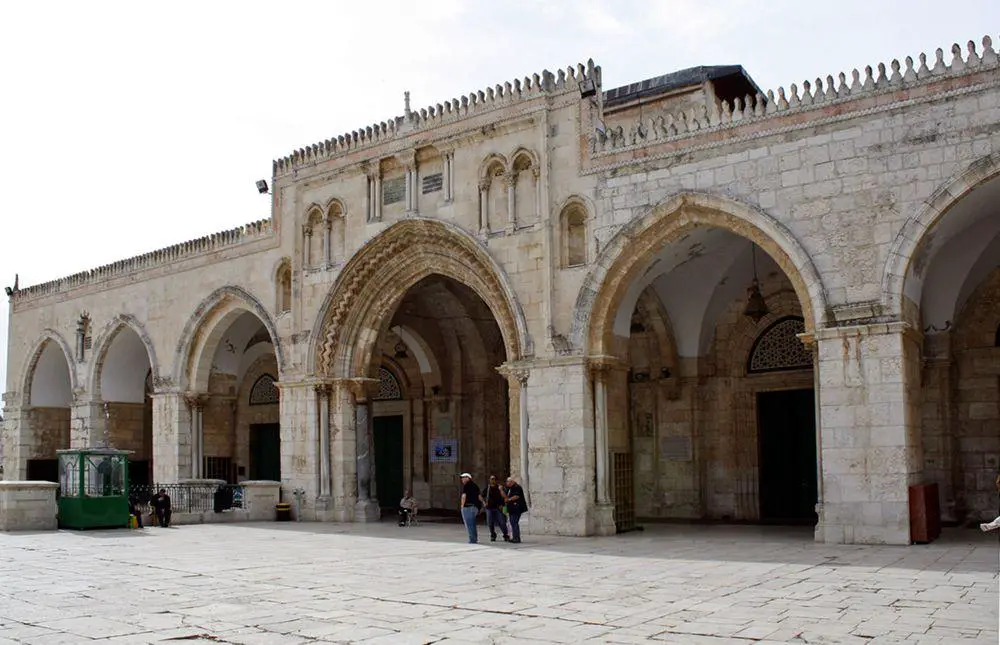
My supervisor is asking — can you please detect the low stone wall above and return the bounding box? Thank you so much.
[141,480,282,526]
[242,481,281,521]
[0,481,59,531]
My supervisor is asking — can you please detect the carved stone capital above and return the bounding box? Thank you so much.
[334,377,379,402]
[478,178,492,193]
[303,225,313,237]
[531,166,540,180]
[587,355,627,375]
[503,171,518,188]
[496,363,529,386]
[184,392,208,410]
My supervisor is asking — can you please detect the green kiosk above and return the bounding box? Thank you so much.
[57,448,131,529]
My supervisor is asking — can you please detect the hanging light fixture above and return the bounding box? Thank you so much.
[743,243,769,323]
[394,340,408,359]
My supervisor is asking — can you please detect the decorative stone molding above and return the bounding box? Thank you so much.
[312,218,530,377]
[273,62,598,176]
[589,35,1000,162]
[11,219,272,306]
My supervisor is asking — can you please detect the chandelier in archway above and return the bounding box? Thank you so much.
[743,243,769,323]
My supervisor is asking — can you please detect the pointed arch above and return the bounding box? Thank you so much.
[572,192,829,357]
[20,329,78,403]
[309,218,531,378]
[87,314,160,400]
[173,286,285,391]
[881,152,1000,320]
[274,257,292,314]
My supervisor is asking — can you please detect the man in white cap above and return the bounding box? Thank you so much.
[459,472,483,544]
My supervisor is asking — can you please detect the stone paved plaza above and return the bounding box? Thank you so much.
[0,522,996,644]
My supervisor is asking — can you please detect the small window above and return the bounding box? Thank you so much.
[249,374,279,405]
[276,262,292,313]
[374,366,402,400]
[561,203,588,267]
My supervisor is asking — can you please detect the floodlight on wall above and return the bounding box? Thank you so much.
[579,77,597,98]
[256,179,270,194]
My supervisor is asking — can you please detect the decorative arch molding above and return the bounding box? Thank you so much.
[881,152,1000,319]
[310,218,531,378]
[173,285,285,392]
[325,198,347,217]
[478,153,508,179]
[20,329,79,402]
[87,314,161,399]
[508,147,539,169]
[572,192,829,357]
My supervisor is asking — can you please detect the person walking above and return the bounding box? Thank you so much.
[503,476,527,543]
[459,473,483,544]
[483,475,510,542]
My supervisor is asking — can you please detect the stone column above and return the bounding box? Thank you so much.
[184,394,206,480]
[505,171,517,233]
[497,364,530,501]
[443,152,453,202]
[349,378,380,522]
[150,391,191,483]
[322,215,332,267]
[532,166,541,223]
[522,358,615,536]
[70,398,106,449]
[302,226,313,268]
[1,393,29,480]
[315,383,332,498]
[478,179,490,235]
[813,322,923,545]
[275,380,318,516]
[592,368,611,505]
[328,380,358,520]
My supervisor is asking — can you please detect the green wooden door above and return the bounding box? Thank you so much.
[249,423,281,481]
[757,389,817,524]
[373,415,404,509]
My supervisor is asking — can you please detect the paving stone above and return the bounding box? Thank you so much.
[0,523,995,644]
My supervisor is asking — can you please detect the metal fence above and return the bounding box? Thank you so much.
[129,483,245,514]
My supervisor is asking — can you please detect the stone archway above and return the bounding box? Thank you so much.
[312,218,529,378]
[881,152,1000,321]
[573,192,828,356]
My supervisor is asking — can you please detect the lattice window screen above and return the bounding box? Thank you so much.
[747,316,812,374]
[249,374,279,405]
[612,451,635,533]
[374,366,402,401]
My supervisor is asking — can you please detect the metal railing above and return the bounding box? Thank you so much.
[129,483,245,514]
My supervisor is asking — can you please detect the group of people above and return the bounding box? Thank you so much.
[128,488,173,528]
[459,473,527,544]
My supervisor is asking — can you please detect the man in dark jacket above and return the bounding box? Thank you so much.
[483,476,510,542]
[151,488,172,528]
[459,473,483,544]
[503,476,527,543]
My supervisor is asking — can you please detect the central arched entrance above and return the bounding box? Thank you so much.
[576,193,828,534]
[312,219,527,518]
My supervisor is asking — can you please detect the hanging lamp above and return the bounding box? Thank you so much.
[743,243,769,323]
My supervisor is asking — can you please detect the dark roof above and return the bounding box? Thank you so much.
[603,65,760,107]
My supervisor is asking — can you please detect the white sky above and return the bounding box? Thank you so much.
[1,0,998,395]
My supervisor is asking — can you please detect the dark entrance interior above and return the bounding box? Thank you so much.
[249,423,281,481]
[373,415,404,509]
[26,458,59,483]
[757,389,817,524]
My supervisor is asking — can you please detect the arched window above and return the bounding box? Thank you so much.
[560,202,588,267]
[249,374,280,405]
[373,366,403,401]
[512,151,537,227]
[304,207,325,269]
[328,200,346,262]
[746,316,812,374]
[276,261,292,313]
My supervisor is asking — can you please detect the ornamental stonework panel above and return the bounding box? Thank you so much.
[747,317,812,374]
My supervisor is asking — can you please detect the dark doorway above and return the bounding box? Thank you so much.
[249,423,281,481]
[373,415,404,509]
[757,389,817,524]
[27,458,59,483]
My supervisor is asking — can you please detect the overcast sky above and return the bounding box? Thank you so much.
[1,1,997,394]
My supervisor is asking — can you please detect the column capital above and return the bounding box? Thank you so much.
[303,224,313,237]
[183,392,208,409]
[364,161,381,180]
[496,362,529,385]
[587,354,627,375]
[503,170,518,188]
[478,177,492,193]
[333,377,379,402]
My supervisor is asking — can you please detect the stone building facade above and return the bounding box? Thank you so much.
[3,34,999,545]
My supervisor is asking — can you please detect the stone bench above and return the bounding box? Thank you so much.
[0,481,59,531]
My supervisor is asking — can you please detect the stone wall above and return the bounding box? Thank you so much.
[26,407,69,459]
[0,481,58,531]
[106,402,148,457]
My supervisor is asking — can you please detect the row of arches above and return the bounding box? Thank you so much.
[9,151,998,533]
